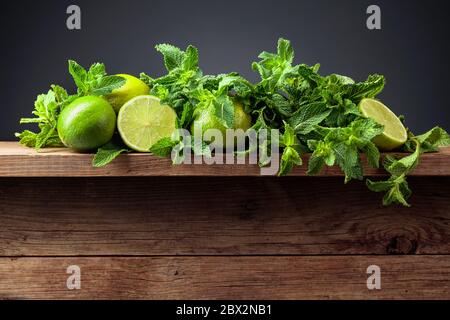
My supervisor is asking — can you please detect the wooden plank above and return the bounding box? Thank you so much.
[0,142,449,177]
[1,177,449,256]
[0,256,448,299]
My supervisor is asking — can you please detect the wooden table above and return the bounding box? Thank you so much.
[0,141,449,299]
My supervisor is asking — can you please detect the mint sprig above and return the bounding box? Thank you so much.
[92,137,130,167]
[17,60,125,150]
[15,85,74,149]
[68,60,125,96]
[367,127,450,206]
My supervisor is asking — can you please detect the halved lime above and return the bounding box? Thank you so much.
[359,98,407,151]
[117,95,176,152]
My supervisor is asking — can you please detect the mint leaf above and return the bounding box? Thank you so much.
[362,141,380,168]
[307,140,335,175]
[91,75,126,96]
[332,74,355,85]
[366,179,394,192]
[93,140,130,167]
[140,72,154,86]
[333,142,363,183]
[51,84,71,107]
[367,178,411,207]
[268,93,293,117]
[35,125,56,149]
[282,121,296,146]
[406,126,450,152]
[15,130,38,147]
[15,129,62,148]
[182,45,199,71]
[288,102,331,134]
[383,179,412,207]
[345,74,385,103]
[279,146,301,176]
[277,38,294,64]
[278,122,302,176]
[149,137,177,157]
[307,153,326,175]
[68,60,88,93]
[155,43,185,71]
[88,63,106,77]
[349,118,385,143]
[178,102,194,128]
[213,93,235,128]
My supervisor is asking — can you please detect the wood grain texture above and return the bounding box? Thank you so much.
[0,256,448,299]
[0,142,449,177]
[1,141,450,299]
[1,177,449,256]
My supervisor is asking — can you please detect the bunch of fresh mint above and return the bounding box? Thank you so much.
[140,38,449,206]
[140,43,253,130]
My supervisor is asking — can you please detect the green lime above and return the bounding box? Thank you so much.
[57,96,116,151]
[105,74,150,113]
[190,100,252,147]
[359,98,407,150]
[191,110,227,139]
[117,95,177,152]
[233,101,252,131]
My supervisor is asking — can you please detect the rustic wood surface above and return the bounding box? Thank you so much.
[0,177,449,256]
[0,142,449,299]
[1,142,449,177]
[0,256,448,299]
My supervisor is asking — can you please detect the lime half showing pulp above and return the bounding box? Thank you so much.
[359,98,407,151]
[117,95,177,152]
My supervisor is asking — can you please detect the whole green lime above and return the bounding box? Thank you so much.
[57,96,116,151]
[190,100,252,147]
[105,74,150,113]
[233,101,252,131]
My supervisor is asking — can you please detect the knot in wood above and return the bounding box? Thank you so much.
[386,236,418,254]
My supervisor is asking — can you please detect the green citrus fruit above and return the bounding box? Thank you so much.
[117,95,177,152]
[233,101,253,131]
[57,96,116,151]
[359,98,408,151]
[105,74,150,113]
[190,100,252,147]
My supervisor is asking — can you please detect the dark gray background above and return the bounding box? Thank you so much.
[1,0,449,140]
